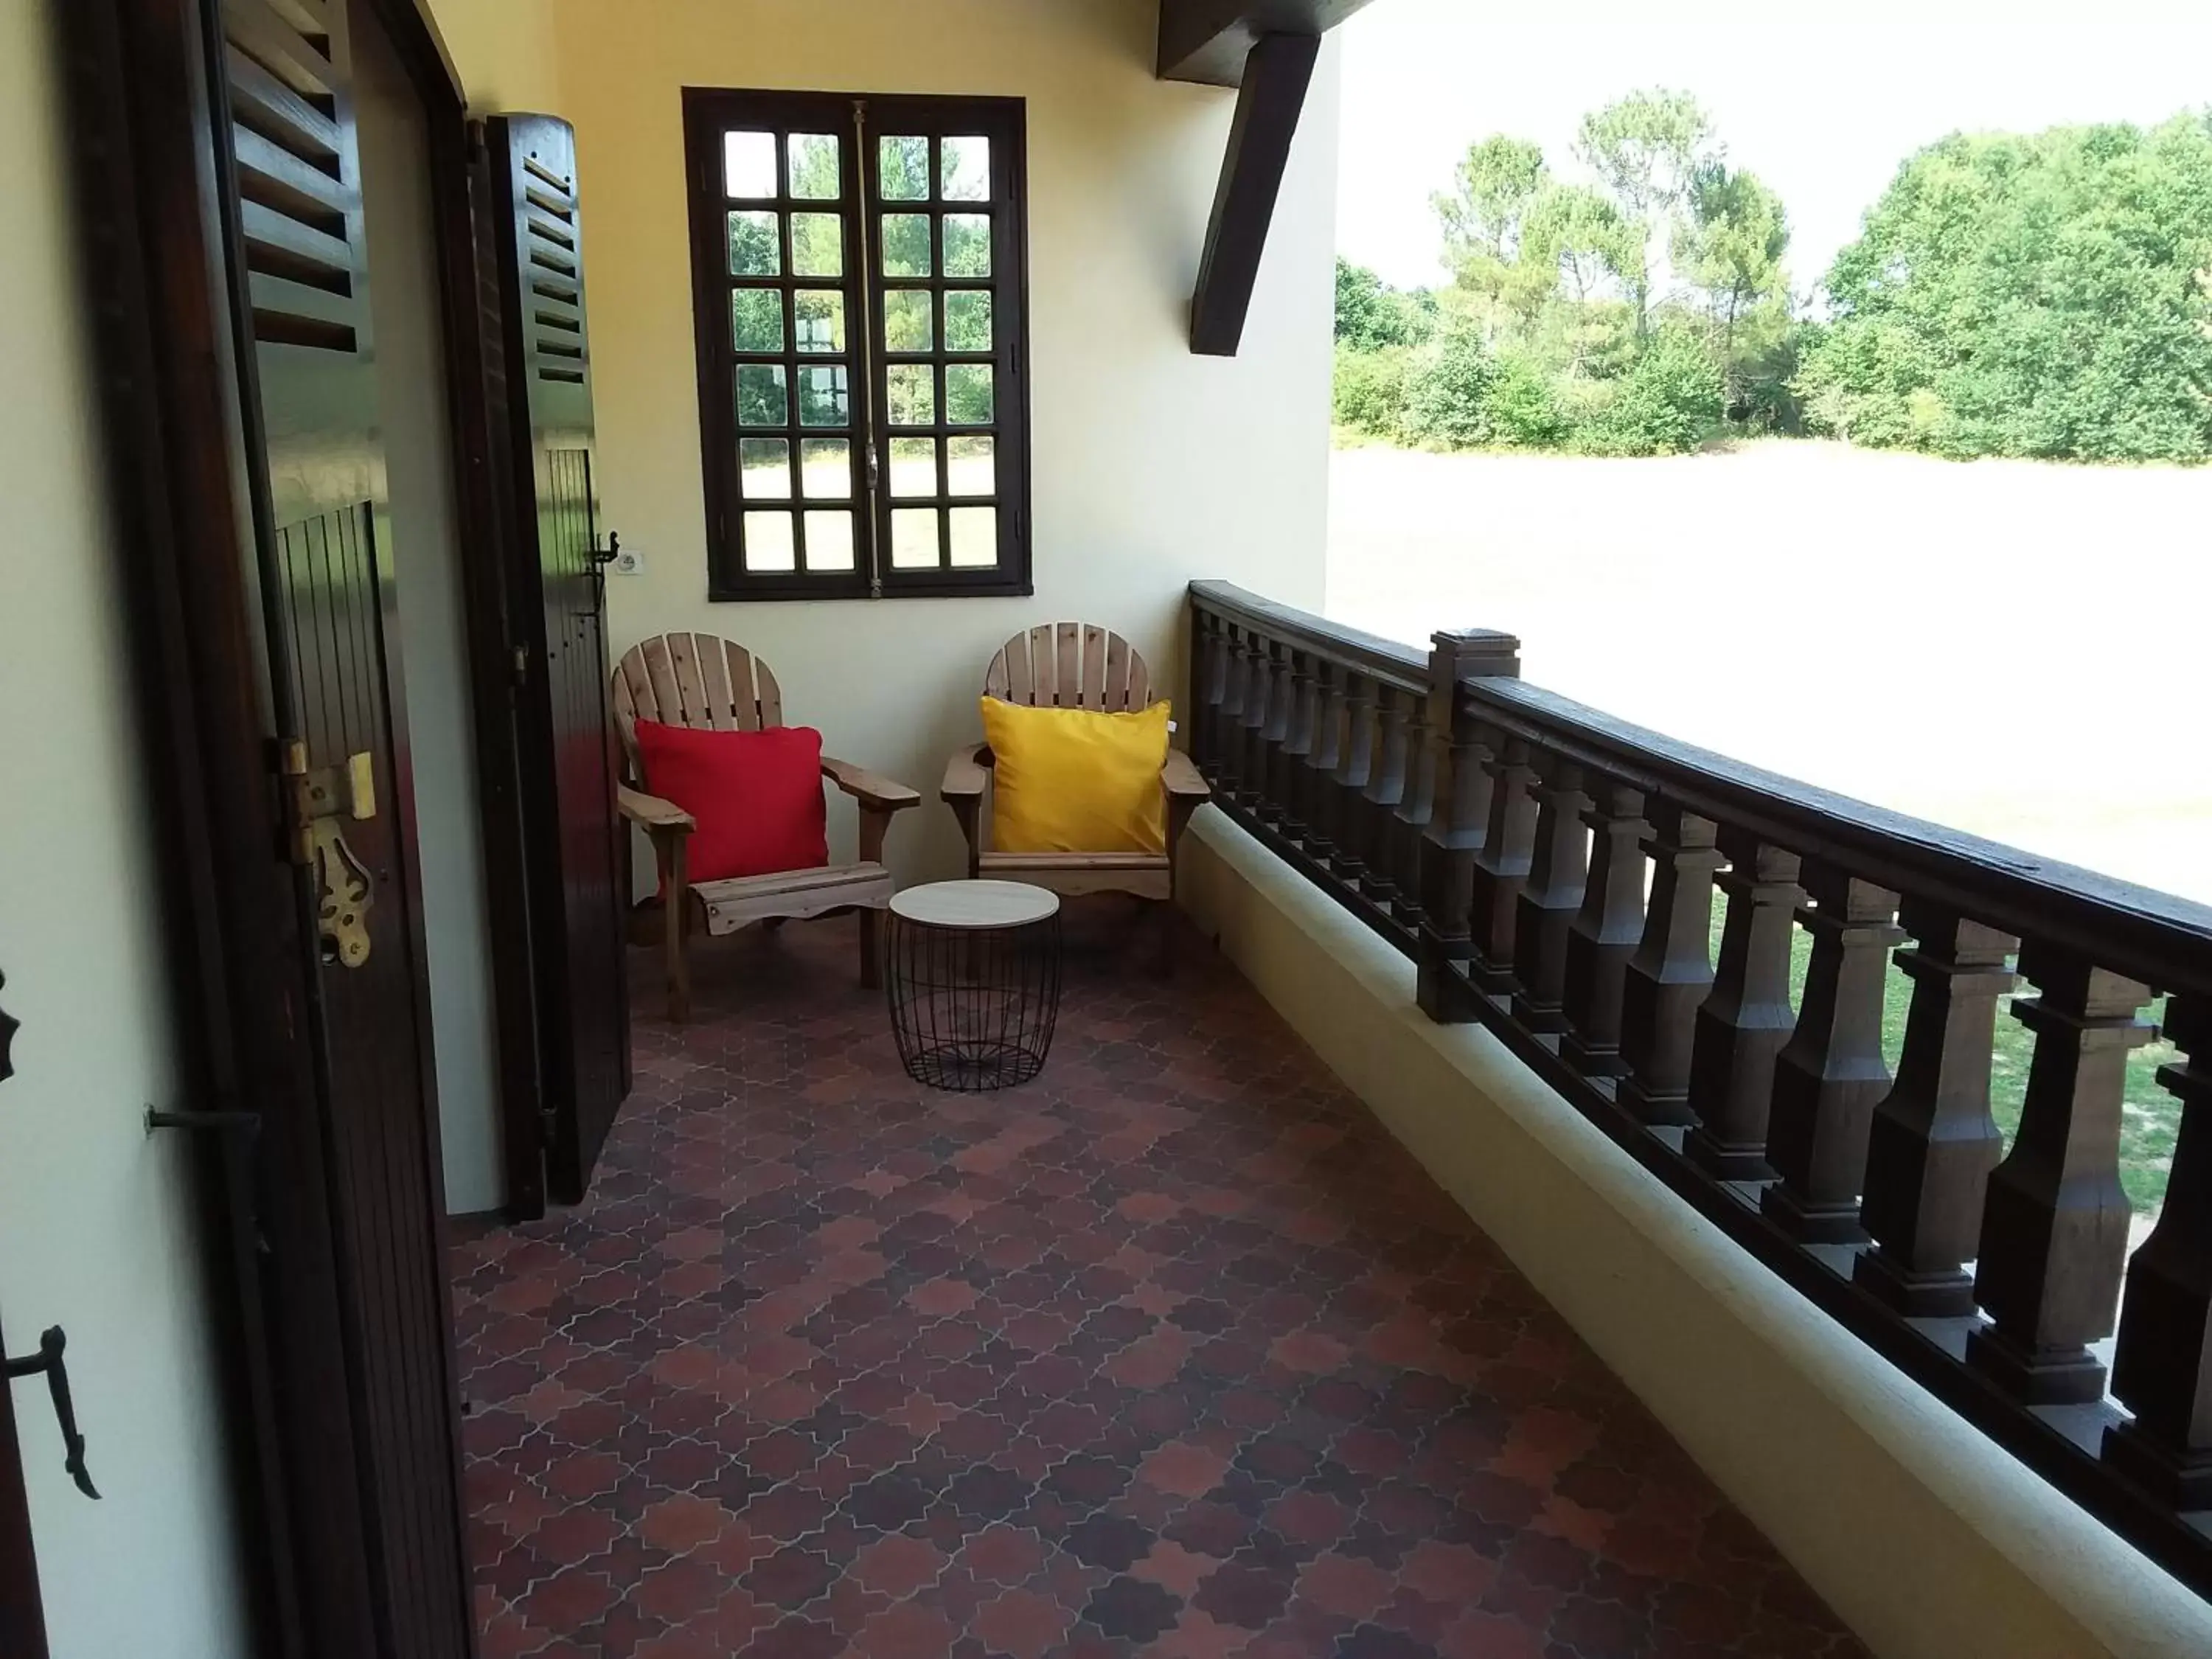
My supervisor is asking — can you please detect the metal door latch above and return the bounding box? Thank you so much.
[276,740,376,968]
[5,1327,97,1500]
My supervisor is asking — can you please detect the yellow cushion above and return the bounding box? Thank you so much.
[981,696,1170,855]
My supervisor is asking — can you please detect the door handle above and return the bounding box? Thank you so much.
[588,529,621,568]
[5,1327,97,1500]
[276,742,377,968]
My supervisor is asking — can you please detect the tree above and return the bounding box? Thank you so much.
[1573,90,1715,335]
[1433,136,1553,330]
[1523,184,1642,307]
[1674,162,1791,393]
[1334,257,1437,351]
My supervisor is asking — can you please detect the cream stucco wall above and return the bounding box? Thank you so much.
[1180,809,2212,1659]
[0,7,252,1653]
[430,0,1340,883]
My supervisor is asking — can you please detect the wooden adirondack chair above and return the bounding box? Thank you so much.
[613,633,919,1020]
[942,623,1211,918]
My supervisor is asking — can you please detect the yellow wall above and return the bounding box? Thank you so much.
[422,0,563,112]
[431,0,1340,880]
[0,7,251,1652]
[1179,810,2212,1659]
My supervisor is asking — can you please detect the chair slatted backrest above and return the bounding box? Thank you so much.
[611,633,785,782]
[984,622,1153,712]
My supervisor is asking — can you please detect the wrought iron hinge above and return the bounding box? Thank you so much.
[274,739,377,968]
[511,643,530,686]
[6,1327,97,1499]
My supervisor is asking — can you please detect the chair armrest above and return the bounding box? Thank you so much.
[941,744,991,802]
[822,756,921,812]
[1161,748,1211,801]
[618,785,695,833]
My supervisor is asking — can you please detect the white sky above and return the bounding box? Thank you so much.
[1335,0,2212,299]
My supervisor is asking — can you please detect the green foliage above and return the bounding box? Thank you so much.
[1798,115,2212,462]
[1334,257,1436,351]
[1573,89,1717,334]
[1399,321,1502,448]
[1675,163,1792,403]
[1573,325,1725,454]
[1332,342,1410,434]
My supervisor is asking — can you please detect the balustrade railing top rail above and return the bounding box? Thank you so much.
[1185,578,2212,1599]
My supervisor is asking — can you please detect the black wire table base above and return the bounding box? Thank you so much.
[886,906,1063,1093]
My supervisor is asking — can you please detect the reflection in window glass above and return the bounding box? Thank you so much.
[942,215,991,277]
[878,136,929,201]
[944,291,992,352]
[797,365,849,426]
[793,290,846,353]
[891,508,939,568]
[889,437,937,498]
[790,213,843,277]
[942,136,990,201]
[804,509,855,571]
[886,364,936,426]
[739,437,791,498]
[736,364,787,426]
[948,507,997,568]
[743,511,796,571]
[947,435,995,498]
[728,211,781,276]
[881,215,931,277]
[723,131,776,198]
[731,288,784,352]
[882,291,933,353]
[945,364,993,425]
[801,439,851,498]
[787,133,841,198]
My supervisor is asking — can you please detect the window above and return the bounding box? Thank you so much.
[683,91,1031,600]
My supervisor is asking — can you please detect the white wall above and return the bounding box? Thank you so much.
[0,7,253,1652]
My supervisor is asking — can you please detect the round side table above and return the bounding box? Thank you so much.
[886,880,1062,1092]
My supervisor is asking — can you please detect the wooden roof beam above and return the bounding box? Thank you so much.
[1157,0,1380,87]
[1187,32,1320,357]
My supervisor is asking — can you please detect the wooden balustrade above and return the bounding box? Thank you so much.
[1186,580,2212,1598]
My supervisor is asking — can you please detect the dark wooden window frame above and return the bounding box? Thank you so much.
[682,88,1033,602]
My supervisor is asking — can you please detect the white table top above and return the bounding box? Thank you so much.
[891,879,1060,930]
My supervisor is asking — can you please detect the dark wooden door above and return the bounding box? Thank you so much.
[485,114,630,1210]
[209,1,474,1654]
[0,1310,46,1659]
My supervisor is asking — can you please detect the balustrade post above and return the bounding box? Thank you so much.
[1681,834,1801,1160]
[1967,948,2154,1405]
[1562,783,1650,1078]
[1237,632,1271,811]
[1302,660,1345,863]
[1467,731,1537,995]
[1617,806,1723,1122]
[1360,686,1411,911]
[2104,997,2212,1506]
[1760,869,1905,1242]
[1332,672,1375,883]
[1279,648,1317,839]
[1854,908,2017,1316]
[1512,752,1590,1034]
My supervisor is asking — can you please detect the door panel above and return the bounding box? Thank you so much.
[486,114,630,1208]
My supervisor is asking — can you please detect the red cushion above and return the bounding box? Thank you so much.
[633,721,829,883]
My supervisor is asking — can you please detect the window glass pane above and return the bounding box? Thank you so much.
[743,511,796,571]
[728,211,781,276]
[891,508,940,568]
[790,213,843,277]
[878,136,930,201]
[882,291,933,353]
[942,136,990,201]
[800,438,851,498]
[787,133,841,199]
[731,288,784,353]
[739,437,791,498]
[889,437,937,498]
[793,290,846,353]
[886,364,936,427]
[947,435,995,498]
[804,509,855,571]
[945,364,993,425]
[943,291,992,352]
[736,363,787,426]
[880,215,931,278]
[948,507,997,568]
[797,364,850,427]
[942,215,991,277]
[723,131,776,198]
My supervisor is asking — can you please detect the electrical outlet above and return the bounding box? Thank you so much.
[611,545,644,576]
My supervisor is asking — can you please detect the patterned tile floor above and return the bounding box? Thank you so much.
[451,910,1865,1658]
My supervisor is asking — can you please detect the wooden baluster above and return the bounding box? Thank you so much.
[1467,731,1537,995]
[1562,783,1650,1078]
[1212,624,1248,798]
[1618,806,1723,1124]
[2104,996,2212,1505]
[1967,949,2154,1404]
[1512,752,1590,1034]
[1237,631,1271,810]
[1360,686,1411,909]
[1277,647,1315,838]
[1391,703,1434,928]
[1854,908,2018,1316]
[1192,611,1226,778]
[1760,869,1905,1242]
[1302,660,1344,864]
[1256,640,1294,824]
[1332,671,1375,884]
[1405,630,1514,945]
[1681,834,1801,1159]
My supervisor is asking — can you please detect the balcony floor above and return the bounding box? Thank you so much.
[451,913,1864,1659]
